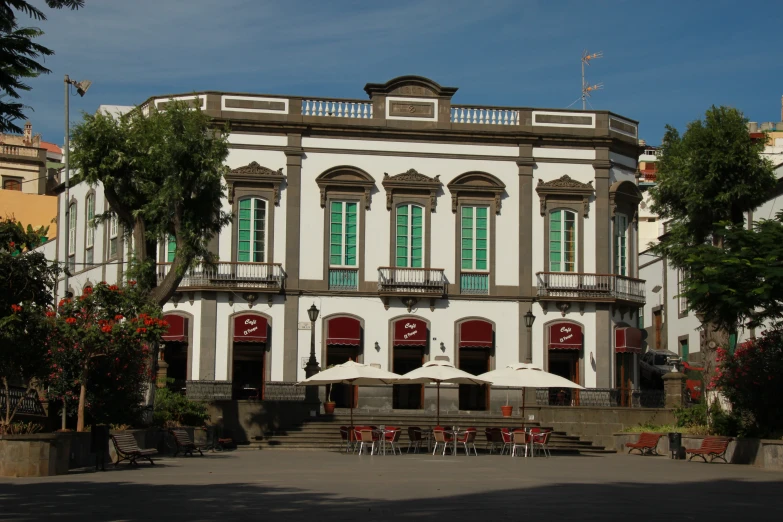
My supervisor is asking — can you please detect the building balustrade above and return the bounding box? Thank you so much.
[328,268,359,290]
[536,272,645,304]
[460,272,489,295]
[377,267,447,295]
[0,144,41,158]
[450,106,520,125]
[157,262,285,291]
[302,99,373,119]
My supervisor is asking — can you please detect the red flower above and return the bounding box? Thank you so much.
[46,310,55,317]
[10,304,22,313]
[115,314,124,321]
[109,285,119,291]
[129,280,137,286]
[65,317,77,325]
[101,325,112,333]
[83,286,93,295]
[8,241,15,249]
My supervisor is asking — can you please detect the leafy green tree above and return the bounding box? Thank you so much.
[70,101,231,307]
[0,218,59,432]
[0,1,85,133]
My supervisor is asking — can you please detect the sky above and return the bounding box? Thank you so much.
[18,0,783,146]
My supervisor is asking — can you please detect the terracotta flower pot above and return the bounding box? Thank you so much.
[324,402,336,415]
[500,405,513,417]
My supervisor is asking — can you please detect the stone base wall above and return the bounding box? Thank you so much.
[207,401,315,443]
[0,434,70,477]
[612,433,783,471]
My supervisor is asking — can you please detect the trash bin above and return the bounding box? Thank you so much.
[668,432,682,459]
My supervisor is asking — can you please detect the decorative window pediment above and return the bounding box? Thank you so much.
[536,175,594,217]
[382,169,442,211]
[316,166,375,209]
[364,75,458,98]
[447,171,506,214]
[226,161,285,206]
[609,180,643,222]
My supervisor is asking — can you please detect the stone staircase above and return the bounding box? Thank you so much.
[241,412,613,454]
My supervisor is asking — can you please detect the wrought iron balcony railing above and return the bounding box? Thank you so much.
[157,262,285,290]
[378,267,447,295]
[536,272,645,304]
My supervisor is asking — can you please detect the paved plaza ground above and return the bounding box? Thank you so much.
[0,450,781,521]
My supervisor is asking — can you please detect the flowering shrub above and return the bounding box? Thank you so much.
[46,282,168,431]
[711,329,783,436]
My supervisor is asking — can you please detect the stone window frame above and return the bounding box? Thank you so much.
[225,162,285,265]
[83,189,96,267]
[453,316,497,372]
[536,175,594,275]
[2,175,23,191]
[317,166,375,291]
[382,169,441,269]
[609,180,643,276]
[226,310,273,385]
[448,172,505,295]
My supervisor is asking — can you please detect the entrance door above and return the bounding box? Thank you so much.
[458,348,490,411]
[393,347,424,409]
[653,310,663,351]
[615,353,634,406]
[163,342,188,394]
[326,346,359,408]
[548,352,579,405]
[232,343,265,399]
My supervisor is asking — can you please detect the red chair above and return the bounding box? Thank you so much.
[531,430,552,457]
[457,428,478,456]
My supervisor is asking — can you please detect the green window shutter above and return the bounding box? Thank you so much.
[549,210,561,271]
[564,211,576,272]
[411,205,423,268]
[396,205,409,267]
[253,199,266,262]
[238,199,251,262]
[167,235,177,262]
[396,204,424,268]
[729,333,737,355]
[345,202,357,266]
[461,206,474,270]
[330,201,343,266]
[615,214,628,276]
[330,201,358,267]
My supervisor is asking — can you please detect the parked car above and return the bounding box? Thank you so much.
[640,349,681,383]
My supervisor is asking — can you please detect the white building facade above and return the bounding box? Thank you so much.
[47,76,645,410]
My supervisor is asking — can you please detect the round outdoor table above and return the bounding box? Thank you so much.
[445,428,466,456]
[373,427,396,456]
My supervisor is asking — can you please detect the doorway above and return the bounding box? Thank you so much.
[393,347,424,409]
[232,342,265,400]
[458,348,490,411]
[615,353,634,406]
[163,341,188,394]
[547,351,580,405]
[326,345,359,408]
[653,310,663,351]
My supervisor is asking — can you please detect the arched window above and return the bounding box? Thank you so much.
[85,193,95,265]
[396,204,424,268]
[549,209,577,272]
[237,197,267,262]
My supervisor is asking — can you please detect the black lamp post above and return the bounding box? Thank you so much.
[305,304,321,378]
[524,309,536,364]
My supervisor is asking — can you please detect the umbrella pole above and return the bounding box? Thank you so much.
[521,388,526,426]
[350,385,354,428]
[437,382,440,426]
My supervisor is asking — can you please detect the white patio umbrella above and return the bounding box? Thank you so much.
[297,360,400,427]
[477,363,584,421]
[397,359,490,425]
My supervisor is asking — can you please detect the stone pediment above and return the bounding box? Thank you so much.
[447,171,506,214]
[225,162,285,205]
[382,169,442,211]
[364,75,458,99]
[315,166,375,209]
[536,175,594,217]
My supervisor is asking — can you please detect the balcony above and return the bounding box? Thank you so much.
[460,272,489,295]
[378,267,447,311]
[536,272,645,305]
[329,268,359,291]
[158,262,285,292]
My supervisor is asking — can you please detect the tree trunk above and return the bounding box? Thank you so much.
[77,365,88,432]
[2,377,9,430]
[141,341,159,426]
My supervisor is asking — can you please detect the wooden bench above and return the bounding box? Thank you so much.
[686,436,732,463]
[169,428,204,457]
[625,432,663,455]
[110,432,157,466]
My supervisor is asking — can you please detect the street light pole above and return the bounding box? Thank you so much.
[305,304,321,378]
[522,308,536,424]
[60,75,91,431]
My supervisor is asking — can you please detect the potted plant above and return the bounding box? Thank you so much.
[500,389,513,417]
[324,384,336,415]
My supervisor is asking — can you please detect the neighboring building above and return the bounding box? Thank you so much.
[640,107,783,364]
[0,121,63,195]
[45,76,645,409]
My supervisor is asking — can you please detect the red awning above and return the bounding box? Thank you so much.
[162,314,188,342]
[459,320,493,348]
[615,327,642,353]
[326,317,361,346]
[549,322,582,350]
[393,318,428,346]
[233,314,268,343]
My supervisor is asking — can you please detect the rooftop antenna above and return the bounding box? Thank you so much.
[581,50,603,110]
